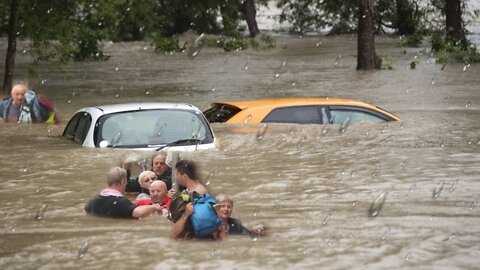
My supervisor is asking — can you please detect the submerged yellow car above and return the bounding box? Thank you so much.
[203,98,400,125]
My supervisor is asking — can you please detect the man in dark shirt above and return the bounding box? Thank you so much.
[85,167,162,219]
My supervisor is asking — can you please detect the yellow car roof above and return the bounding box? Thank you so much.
[211,97,400,124]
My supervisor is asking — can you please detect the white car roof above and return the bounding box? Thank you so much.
[82,102,201,115]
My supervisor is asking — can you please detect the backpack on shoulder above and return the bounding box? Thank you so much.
[191,194,222,238]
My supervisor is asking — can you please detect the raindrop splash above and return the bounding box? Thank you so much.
[338,117,351,134]
[432,182,444,199]
[243,114,252,124]
[372,164,381,177]
[409,183,416,194]
[256,124,268,141]
[381,226,390,241]
[77,242,89,259]
[449,180,458,193]
[405,251,412,261]
[322,211,332,225]
[368,191,388,217]
[204,171,215,186]
[34,204,48,221]
[468,199,477,211]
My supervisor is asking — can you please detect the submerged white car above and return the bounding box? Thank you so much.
[62,103,216,151]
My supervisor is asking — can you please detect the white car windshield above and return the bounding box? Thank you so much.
[96,109,213,148]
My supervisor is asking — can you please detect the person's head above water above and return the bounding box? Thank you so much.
[138,170,156,190]
[11,84,27,108]
[149,180,168,204]
[152,152,170,176]
[106,167,128,192]
[175,159,199,180]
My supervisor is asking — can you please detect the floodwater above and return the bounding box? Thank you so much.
[1,33,480,270]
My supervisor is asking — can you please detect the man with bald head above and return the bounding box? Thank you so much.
[133,180,171,216]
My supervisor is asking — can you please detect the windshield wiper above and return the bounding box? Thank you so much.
[155,138,203,151]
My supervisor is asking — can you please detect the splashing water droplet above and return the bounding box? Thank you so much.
[468,199,477,211]
[291,82,296,86]
[322,212,332,225]
[22,164,28,172]
[274,73,280,79]
[321,126,329,136]
[252,237,258,242]
[372,164,381,177]
[77,242,89,259]
[243,114,252,124]
[244,63,249,70]
[409,183,416,194]
[115,67,119,71]
[256,124,268,141]
[145,91,150,95]
[67,99,72,104]
[431,79,435,85]
[35,204,48,221]
[352,200,358,206]
[448,232,456,240]
[401,160,408,168]
[466,101,472,108]
[449,180,458,193]
[463,65,468,72]
[211,87,216,92]
[405,251,412,261]
[368,191,388,217]
[338,117,351,134]
[252,208,259,217]
[381,226,390,241]
[432,182,444,199]
[204,171,215,186]
[41,79,47,85]
[281,59,288,67]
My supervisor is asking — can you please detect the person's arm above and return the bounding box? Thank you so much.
[132,203,161,218]
[170,203,193,239]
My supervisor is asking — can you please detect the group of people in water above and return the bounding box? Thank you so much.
[84,152,267,240]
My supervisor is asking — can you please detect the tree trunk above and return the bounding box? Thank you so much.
[395,0,416,35]
[357,0,381,70]
[445,0,464,42]
[244,0,260,38]
[3,0,19,93]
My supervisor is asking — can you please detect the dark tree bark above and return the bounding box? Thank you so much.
[357,0,382,70]
[244,0,260,38]
[445,0,464,42]
[3,0,19,93]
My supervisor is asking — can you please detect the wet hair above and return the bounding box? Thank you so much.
[175,159,199,180]
[106,167,127,186]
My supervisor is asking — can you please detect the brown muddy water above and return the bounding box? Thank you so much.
[1,34,480,269]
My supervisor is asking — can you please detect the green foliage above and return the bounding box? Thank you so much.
[151,35,183,53]
[431,31,480,64]
[401,31,425,47]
